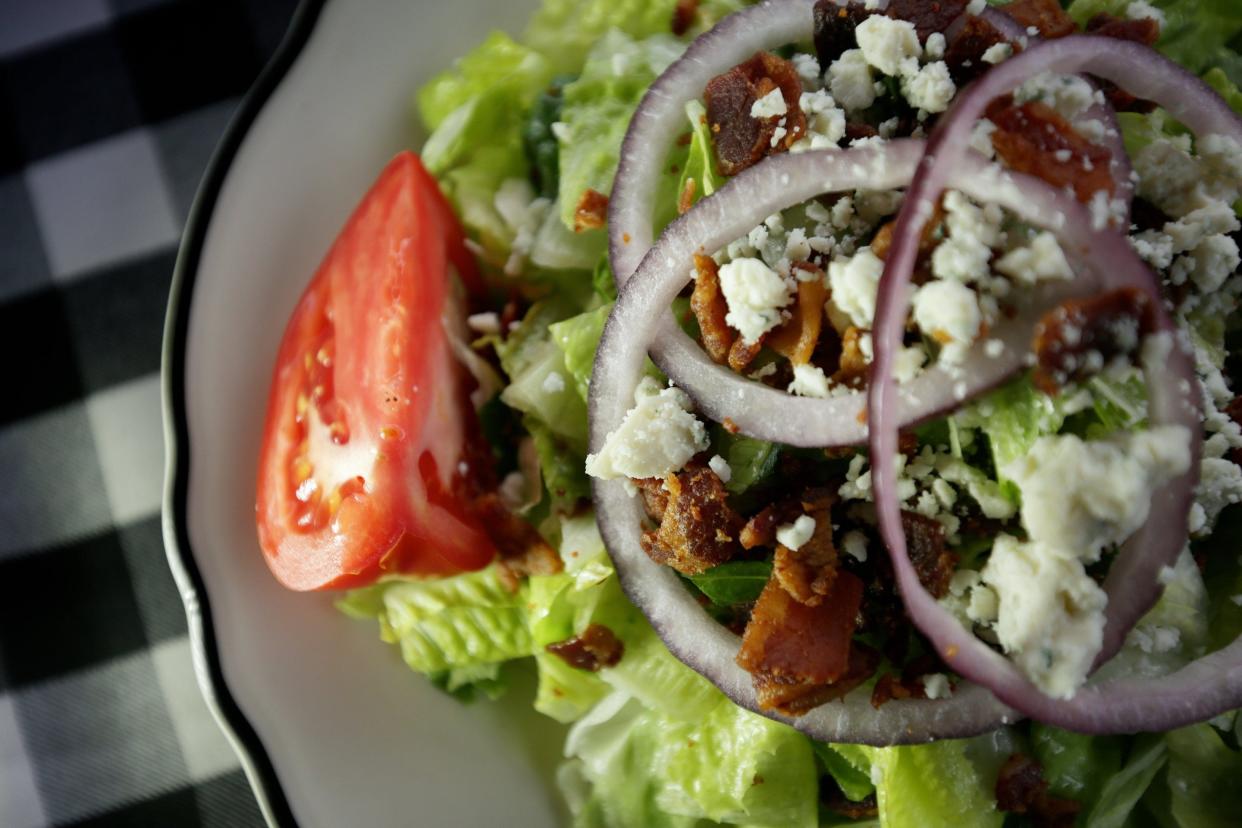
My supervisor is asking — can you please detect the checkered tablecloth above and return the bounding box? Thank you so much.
[0,2,300,824]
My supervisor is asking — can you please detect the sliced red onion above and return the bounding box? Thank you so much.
[607,1,1133,444]
[591,143,1017,743]
[869,36,1218,730]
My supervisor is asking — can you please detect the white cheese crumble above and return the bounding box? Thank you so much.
[982,534,1109,699]
[842,530,868,562]
[788,363,833,398]
[922,673,953,700]
[966,0,986,14]
[750,88,787,120]
[1004,427,1192,560]
[901,61,956,114]
[541,371,566,394]
[1016,72,1096,120]
[494,178,552,276]
[466,312,501,335]
[925,32,946,61]
[828,247,884,328]
[718,257,794,344]
[828,50,877,113]
[1126,1,1165,29]
[791,52,823,90]
[982,43,1012,64]
[913,279,982,349]
[854,16,921,77]
[994,232,1074,285]
[585,377,709,480]
[708,454,733,484]
[776,515,817,551]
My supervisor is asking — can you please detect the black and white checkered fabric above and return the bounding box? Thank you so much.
[1,1,298,824]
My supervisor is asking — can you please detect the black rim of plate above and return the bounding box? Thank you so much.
[160,1,328,825]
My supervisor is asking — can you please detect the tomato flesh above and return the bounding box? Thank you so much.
[256,152,495,590]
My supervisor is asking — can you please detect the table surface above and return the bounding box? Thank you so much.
[0,1,300,824]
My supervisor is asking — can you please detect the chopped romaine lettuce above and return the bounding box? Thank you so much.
[687,560,773,606]
[550,303,613,402]
[1088,736,1168,828]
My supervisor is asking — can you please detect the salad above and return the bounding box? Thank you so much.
[253,0,1242,825]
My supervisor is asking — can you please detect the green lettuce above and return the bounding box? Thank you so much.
[549,303,612,402]
[497,301,590,451]
[337,566,534,697]
[1088,736,1168,827]
[1067,1,1242,81]
[557,31,684,231]
[677,99,722,211]
[1162,725,1242,828]
[955,376,1065,481]
[1031,725,1124,815]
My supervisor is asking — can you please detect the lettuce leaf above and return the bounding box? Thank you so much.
[861,738,1005,828]
[562,690,819,828]
[550,303,612,402]
[1031,725,1124,815]
[1087,735,1168,828]
[1162,725,1242,828]
[337,566,533,678]
[955,376,1065,482]
[677,99,722,211]
[497,301,590,451]
[557,31,684,231]
[1067,1,1242,80]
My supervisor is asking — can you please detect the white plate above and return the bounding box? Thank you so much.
[160,1,567,825]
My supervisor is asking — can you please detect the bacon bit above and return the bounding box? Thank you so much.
[633,477,670,522]
[678,177,698,215]
[676,131,693,147]
[723,417,740,434]
[738,571,864,687]
[773,488,839,605]
[870,673,926,708]
[945,14,1013,84]
[901,511,957,599]
[813,0,873,68]
[885,0,967,41]
[740,502,799,550]
[573,188,609,232]
[691,254,735,364]
[1032,286,1155,394]
[622,232,632,244]
[475,494,563,592]
[728,335,764,373]
[671,0,700,37]
[1087,12,1159,45]
[641,465,742,575]
[845,121,879,143]
[546,623,625,671]
[832,326,870,388]
[1002,0,1077,39]
[945,645,959,659]
[989,100,1115,204]
[769,271,827,365]
[705,52,807,176]
[996,754,1082,827]
[872,201,943,285]
[1085,14,1160,113]
[823,789,879,821]
[753,643,879,715]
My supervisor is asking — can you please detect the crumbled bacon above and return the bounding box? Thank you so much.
[1084,14,1160,113]
[901,511,957,599]
[870,673,926,707]
[1001,0,1077,39]
[634,477,670,522]
[813,0,873,69]
[740,502,799,550]
[737,571,864,688]
[845,121,880,143]
[872,200,944,285]
[945,14,1013,84]
[678,176,698,215]
[546,623,625,671]
[475,494,563,592]
[773,488,840,606]
[705,52,807,176]
[1086,12,1159,46]
[832,326,870,388]
[769,271,827,365]
[728,335,764,372]
[753,643,879,714]
[885,0,967,41]
[996,754,1082,828]
[1032,286,1155,394]
[823,787,879,821]
[641,464,742,575]
[671,0,699,37]
[989,99,1115,203]
[691,254,735,364]
[573,188,609,232]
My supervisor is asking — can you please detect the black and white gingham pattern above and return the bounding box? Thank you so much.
[1,1,297,824]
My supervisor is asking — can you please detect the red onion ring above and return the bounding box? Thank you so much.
[591,144,1017,743]
[869,36,1224,729]
[607,1,1132,444]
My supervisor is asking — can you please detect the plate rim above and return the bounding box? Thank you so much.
[160,2,329,825]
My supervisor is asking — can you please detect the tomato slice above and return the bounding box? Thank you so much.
[256,152,496,590]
